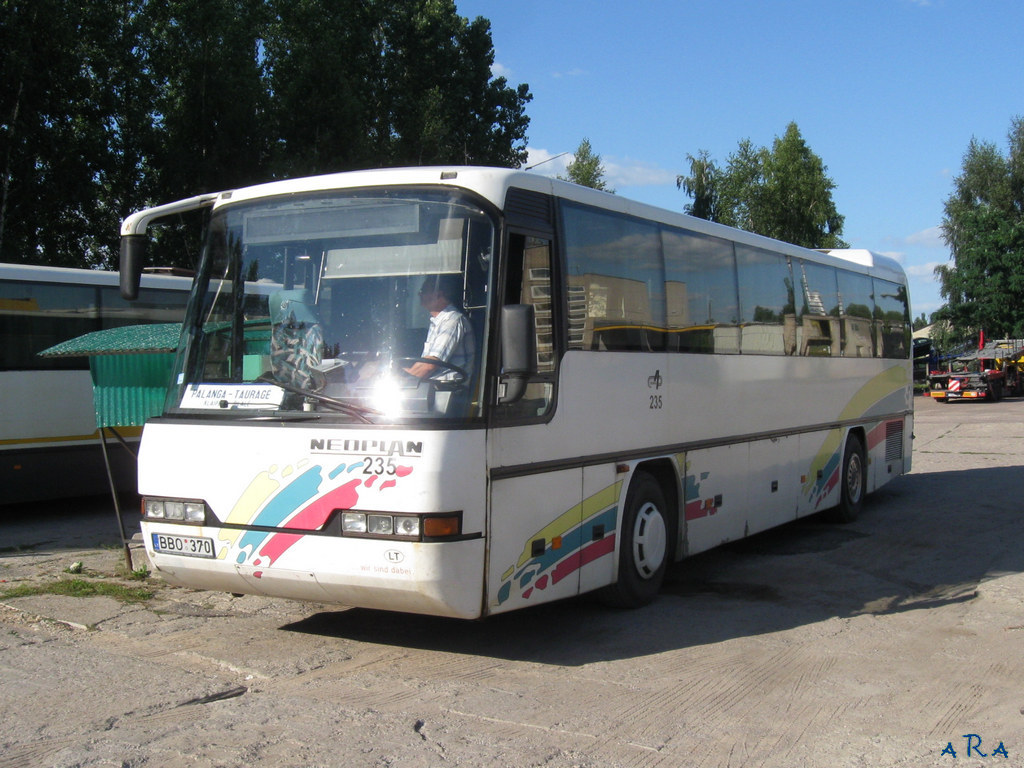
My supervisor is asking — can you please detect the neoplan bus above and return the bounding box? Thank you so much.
[0,264,190,504]
[119,167,913,619]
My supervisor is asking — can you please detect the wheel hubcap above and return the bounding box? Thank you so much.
[846,452,863,503]
[632,502,667,579]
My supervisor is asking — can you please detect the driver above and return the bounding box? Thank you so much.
[404,274,474,382]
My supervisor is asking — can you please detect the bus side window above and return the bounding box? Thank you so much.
[836,271,876,358]
[498,233,555,419]
[874,278,910,360]
[561,204,665,352]
[662,228,739,354]
[797,260,840,357]
[735,244,794,355]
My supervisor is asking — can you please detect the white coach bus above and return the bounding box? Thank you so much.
[119,167,912,619]
[0,264,190,503]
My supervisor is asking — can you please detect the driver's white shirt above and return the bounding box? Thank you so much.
[422,305,474,381]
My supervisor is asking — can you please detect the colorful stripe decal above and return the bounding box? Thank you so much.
[802,366,908,508]
[496,481,622,606]
[209,459,415,569]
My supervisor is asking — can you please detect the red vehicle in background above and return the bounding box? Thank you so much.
[928,340,1024,402]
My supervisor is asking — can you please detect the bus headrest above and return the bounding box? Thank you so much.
[270,289,318,326]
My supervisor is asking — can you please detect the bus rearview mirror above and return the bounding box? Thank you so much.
[119,235,146,301]
[499,304,536,404]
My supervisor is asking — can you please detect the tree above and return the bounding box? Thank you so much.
[373,1,530,168]
[145,0,269,199]
[677,122,847,249]
[0,0,117,266]
[265,1,531,173]
[677,150,719,220]
[0,0,532,270]
[560,138,612,191]
[264,0,378,177]
[935,117,1024,339]
[88,0,162,268]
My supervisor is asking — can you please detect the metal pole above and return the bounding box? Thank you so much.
[99,426,133,571]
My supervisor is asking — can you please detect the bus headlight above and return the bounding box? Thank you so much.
[342,512,367,533]
[143,498,208,525]
[394,516,421,537]
[339,512,458,541]
[144,499,165,519]
[367,514,394,535]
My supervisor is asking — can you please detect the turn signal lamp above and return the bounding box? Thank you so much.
[423,515,460,538]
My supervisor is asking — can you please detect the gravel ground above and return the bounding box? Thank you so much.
[1,395,1022,767]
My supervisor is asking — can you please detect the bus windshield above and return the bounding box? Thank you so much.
[167,188,495,423]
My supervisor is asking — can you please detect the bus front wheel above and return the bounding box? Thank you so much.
[600,473,673,608]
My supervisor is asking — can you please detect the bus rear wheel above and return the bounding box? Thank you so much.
[827,432,865,523]
[600,473,673,608]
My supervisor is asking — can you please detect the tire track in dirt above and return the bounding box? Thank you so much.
[0,737,75,768]
[925,661,1007,736]
[584,645,841,765]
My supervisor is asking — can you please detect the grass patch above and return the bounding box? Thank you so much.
[114,561,151,581]
[0,578,153,604]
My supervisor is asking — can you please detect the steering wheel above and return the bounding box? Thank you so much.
[392,357,469,386]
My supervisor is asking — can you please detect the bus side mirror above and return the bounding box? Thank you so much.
[119,235,146,300]
[498,304,536,404]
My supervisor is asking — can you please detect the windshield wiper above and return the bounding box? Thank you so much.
[257,374,379,424]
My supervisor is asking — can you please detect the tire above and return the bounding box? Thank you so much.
[600,473,674,608]
[827,432,865,523]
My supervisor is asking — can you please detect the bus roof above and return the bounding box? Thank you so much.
[0,262,191,291]
[138,166,906,284]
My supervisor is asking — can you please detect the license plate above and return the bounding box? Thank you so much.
[152,532,216,558]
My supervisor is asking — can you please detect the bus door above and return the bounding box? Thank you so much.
[487,213,588,614]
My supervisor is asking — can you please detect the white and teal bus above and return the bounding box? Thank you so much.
[120,167,912,619]
[0,263,190,504]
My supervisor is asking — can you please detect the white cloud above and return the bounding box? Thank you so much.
[905,261,943,278]
[604,158,677,189]
[491,61,512,79]
[552,68,587,79]
[906,226,944,248]
[521,149,677,192]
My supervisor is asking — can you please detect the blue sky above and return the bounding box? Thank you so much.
[454,0,1024,318]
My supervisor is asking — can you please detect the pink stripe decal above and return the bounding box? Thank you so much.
[256,478,363,566]
[580,534,615,566]
[551,536,617,586]
[258,532,302,564]
[866,422,887,450]
[287,479,362,530]
[685,500,707,520]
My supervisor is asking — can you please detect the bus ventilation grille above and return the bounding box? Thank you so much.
[505,187,553,229]
[885,421,904,462]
